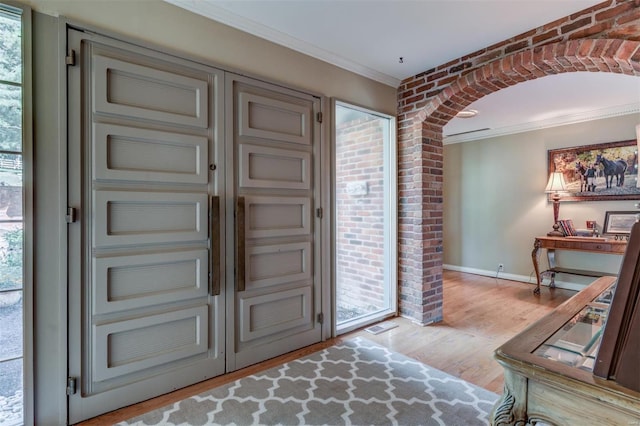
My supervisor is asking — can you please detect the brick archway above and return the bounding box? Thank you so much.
[401,39,640,325]
[418,39,640,124]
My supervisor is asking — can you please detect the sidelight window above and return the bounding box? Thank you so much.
[0,3,31,425]
[334,101,397,334]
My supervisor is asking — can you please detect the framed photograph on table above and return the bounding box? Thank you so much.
[603,211,640,239]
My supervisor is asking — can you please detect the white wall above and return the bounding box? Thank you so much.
[24,0,396,114]
[444,113,640,289]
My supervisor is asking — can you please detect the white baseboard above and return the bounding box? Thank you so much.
[443,264,587,292]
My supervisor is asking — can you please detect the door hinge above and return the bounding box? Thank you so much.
[65,50,76,66]
[317,312,324,324]
[66,377,77,395]
[316,112,323,123]
[65,207,77,224]
[316,207,323,219]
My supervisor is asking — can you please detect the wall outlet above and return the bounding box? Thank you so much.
[498,263,504,271]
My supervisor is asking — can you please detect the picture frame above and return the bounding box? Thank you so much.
[603,211,640,237]
[548,139,639,202]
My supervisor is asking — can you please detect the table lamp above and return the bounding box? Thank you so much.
[545,171,568,237]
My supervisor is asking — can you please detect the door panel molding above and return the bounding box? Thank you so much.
[245,196,311,239]
[93,123,208,184]
[92,305,208,382]
[238,92,311,145]
[238,144,311,189]
[92,54,208,128]
[238,286,312,342]
[247,242,311,288]
[93,191,208,247]
[93,249,208,314]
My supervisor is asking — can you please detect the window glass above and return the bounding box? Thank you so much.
[0,84,21,152]
[0,10,21,84]
[0,5,23,426]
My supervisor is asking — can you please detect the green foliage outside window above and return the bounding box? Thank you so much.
[0,228,21,291]
[0,11,23,292]
[0,12,22,153]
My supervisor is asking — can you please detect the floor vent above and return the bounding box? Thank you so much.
[365,321,398,335]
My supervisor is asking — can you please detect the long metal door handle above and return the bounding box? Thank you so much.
[210,196,221,296]
[236,196,246,292]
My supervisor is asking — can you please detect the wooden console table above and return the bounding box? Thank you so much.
[532,236,626,295]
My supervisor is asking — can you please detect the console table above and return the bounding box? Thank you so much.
[531,236,626,295]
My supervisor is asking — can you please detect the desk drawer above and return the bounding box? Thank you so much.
[585,243,612,251]
[552,241,611,251]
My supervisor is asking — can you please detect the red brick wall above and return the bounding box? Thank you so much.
[336,117,386,316]
[397,0,640,324]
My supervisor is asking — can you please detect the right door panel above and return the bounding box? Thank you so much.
[227,76,322,370]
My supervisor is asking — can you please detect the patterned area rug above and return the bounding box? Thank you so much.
[119,337,499,426]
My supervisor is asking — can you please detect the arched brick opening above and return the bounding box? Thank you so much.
[402,39,640,325]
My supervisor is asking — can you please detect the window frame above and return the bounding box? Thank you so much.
[0,2,33,425]
[331,99,398,335]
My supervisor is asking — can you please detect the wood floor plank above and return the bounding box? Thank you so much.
[76,271,576,425]
[354,271,576,394]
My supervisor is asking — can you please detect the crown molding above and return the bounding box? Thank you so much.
[444,103,640,145]
[165,0,401,87]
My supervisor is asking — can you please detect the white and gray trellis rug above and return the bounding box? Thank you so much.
[119,337,499,426]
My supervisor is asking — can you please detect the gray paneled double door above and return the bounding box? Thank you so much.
[66,29,323,423]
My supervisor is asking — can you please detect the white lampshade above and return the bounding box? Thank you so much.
[545,172,568,193]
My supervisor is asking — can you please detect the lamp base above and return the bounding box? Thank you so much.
[547,223,564,237]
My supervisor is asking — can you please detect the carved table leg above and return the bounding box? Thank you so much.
[490,369,528,426]
[546,249,556,289]
[532,239,542,295]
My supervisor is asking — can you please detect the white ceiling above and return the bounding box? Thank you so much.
[167,0,640,142]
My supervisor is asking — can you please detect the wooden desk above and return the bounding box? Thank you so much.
[491,276,640,425]
[532,236,626,295]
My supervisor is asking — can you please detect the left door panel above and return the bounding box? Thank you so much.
[67,29,225,423]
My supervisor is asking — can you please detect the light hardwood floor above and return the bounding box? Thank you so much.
[77,271,576,425]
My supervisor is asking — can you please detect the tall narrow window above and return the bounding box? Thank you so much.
[334,101,397,334]
[0,4,29,425]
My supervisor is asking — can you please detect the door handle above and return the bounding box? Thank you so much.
[210,196,221,296]
[236,196,246,292]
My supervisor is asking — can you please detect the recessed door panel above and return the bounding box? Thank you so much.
[239,144,311,189]
[92,54,208,128]
[246,196,310,239]
[239,92,311,145]
[93,250,208,314]
[93,191,207,247]
[93,123,207,184]
[92,305,208,382]
[238,287,311,342]
[247,242,311,289]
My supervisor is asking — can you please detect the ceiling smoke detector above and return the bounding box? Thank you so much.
[456,109,478,118]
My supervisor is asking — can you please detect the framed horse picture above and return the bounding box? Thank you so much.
[548,139,640,201]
